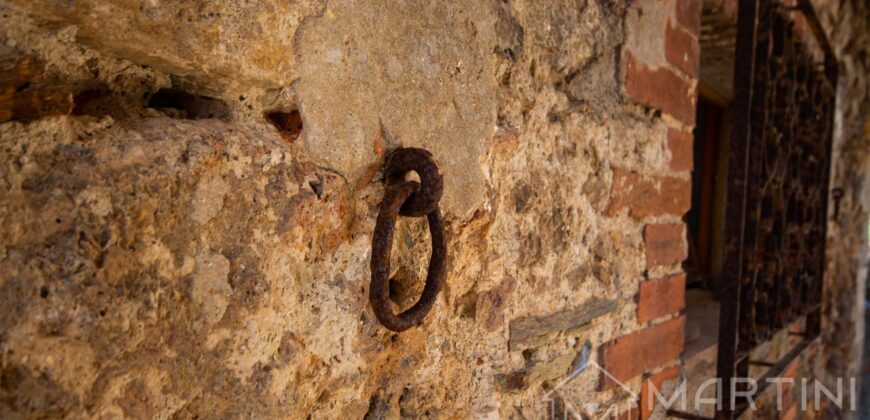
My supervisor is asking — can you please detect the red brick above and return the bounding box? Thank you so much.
[665,22,700,78]
[779,358,800,411]
[625,54,696,126]
[675,0,701,36]
[599,316,685,390]
[668,129,693,172]
[640,366,681,419]
[607,169,691,218]
[638,274,686,323]
[644,224,687,269]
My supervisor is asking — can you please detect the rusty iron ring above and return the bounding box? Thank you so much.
[384,147,443,217]
[370,180,447,331]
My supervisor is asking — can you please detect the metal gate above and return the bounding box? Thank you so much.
[715,0,837,418]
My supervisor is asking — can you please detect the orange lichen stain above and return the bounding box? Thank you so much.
[354,163,381,191]
[373,133,386,158]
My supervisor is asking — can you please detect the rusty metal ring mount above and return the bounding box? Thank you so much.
[369,149,447,332]
[383,147,443,217]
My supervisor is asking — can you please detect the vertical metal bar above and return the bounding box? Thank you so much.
[742,0,774,349]
[716,0,760,417]
[806,23,838,338]
[768,8,790,332]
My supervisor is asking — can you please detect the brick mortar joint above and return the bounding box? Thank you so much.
[640,271,685,282]
[662,113,696,133]
[640,216,688,225]
[646,263,686,278]
[636,310,684,329]
[622,48,698,86]
[669,18,700,42]
[642,362,683,387]
[610,164,692,179]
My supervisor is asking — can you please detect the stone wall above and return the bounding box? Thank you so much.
[812,0,870,418]
[0,0,866,419]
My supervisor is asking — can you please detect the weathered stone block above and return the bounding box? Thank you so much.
[509,298,617,350]
[495,351,577,393]
[4,0,324,94]
[295,0,496,218]
[624,0,671,67]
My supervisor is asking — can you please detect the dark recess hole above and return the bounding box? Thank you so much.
[39,286,49,298]
[72,89,112,116]
[148,88,230,120]
[266,110,303,143]
[522,348,535,361]
[308,180,323,199]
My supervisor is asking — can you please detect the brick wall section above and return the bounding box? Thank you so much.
[607,169,691,218]
[675,0,702,36]
[640,366,680,419]
[637,273,686,324]
[599,316,684,390]
[624,53,696,126]
[599,0,702,409]
[667,128,693,172]
[644,224,687,269]
[665,21,700,78]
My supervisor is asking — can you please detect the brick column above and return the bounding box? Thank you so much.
[599,0,701,417]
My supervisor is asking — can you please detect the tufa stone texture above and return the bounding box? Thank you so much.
[0,0,866,418]
[294,0,496,218]
[0,1,659,417]
[2,0,326,95]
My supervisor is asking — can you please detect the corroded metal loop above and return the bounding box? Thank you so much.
[369,180,447,332]
[384,147,443,217]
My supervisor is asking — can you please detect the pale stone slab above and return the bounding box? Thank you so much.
[509,298,618,350]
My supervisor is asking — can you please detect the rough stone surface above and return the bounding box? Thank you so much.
[810,0,870,416]
[0,1,654,417]
[0,0,865,418]
[2,0,325,95]
[509,298,617,350]
[294,1,496,218]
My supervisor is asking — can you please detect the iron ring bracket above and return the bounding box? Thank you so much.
[369,148,447,331]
